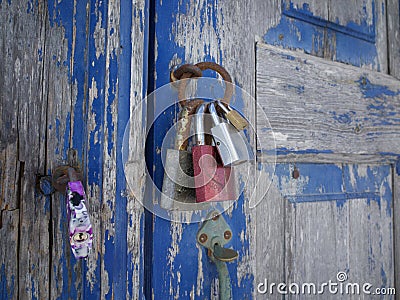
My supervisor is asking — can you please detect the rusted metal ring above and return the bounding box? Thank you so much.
[195,62,233,104]
[177,62,233,106]
[170,64,203,83]
[52,166,83,193]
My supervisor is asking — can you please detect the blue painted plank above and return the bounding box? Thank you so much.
[47,0,88,298]
[264,1,380,68]
[83,0,107,298]
[148,0,253,298]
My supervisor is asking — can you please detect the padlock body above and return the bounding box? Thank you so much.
[66,181,93,259]
[211,122,254,166]
[160,148,196,209]
[192,145,237,202]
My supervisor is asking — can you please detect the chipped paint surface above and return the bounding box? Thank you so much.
[2,0,400,299]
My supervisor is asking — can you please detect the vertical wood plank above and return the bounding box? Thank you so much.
[151,0,282,298]
[394,163,400,296]
[0,2,22,298]
[387,0,400,79]
[1,0,147,299]
[0,1,51,299]
[45,0,85,298]
[122,0,147,298]
[0,210,19,300]
[84,0,108,297]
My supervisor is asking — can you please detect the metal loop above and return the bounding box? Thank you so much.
[170,64,203,82]
[177,62,233,107]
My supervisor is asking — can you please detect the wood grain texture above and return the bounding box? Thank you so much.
[388,0,400,79]
[152,0,282,298]
[0,1,52,299]
[266,163,394,299]
[394,165,400,300]
[256,43,400,156]
[0,0,146,299]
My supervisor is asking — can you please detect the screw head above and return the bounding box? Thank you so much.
[199,233,208,243]
[212,214,220,221]
[224,230,232,240]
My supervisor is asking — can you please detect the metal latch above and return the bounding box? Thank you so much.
[197,211,238,300]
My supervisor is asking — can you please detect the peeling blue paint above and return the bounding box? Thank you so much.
[264,12,325,56]
[279,163,392,218]
[330,111,355,124]
[0,264,15,300]
[275,147,334,155]
[284,84,304,94]
[31,277,37,300]
[357,77,400,98]
[265,1,379,68]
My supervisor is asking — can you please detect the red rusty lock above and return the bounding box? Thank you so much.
[192,104,237,202]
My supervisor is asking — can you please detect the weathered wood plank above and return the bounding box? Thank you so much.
[151,0,282,298]
[0,210,19,300]
[0,1,53,299]
[394,164,400,298]
[123,0,147,298]
[388,0,400,79]
[254,170,285,300]
[260,153,399,165]
[256,43,400,156]
[44,1,84,297]
[275,164,394,299]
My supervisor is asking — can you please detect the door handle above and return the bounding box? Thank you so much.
[197,211,238,300]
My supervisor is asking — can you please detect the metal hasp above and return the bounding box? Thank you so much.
[197,211,238,300]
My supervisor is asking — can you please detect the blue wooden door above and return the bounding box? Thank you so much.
[1,0,399,299]
[147,1,399,299]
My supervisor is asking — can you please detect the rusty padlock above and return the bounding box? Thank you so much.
[160,100,203,209]
[192,104,237,202]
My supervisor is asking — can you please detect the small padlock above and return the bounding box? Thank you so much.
[160,100,203,209]
[192,104,237,202]
[216,100,248,131]
[209,103,254,166]
[65,168,93,259]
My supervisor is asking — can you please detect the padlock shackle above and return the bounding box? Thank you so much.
[209,103,221,126]
[175,99,204,150]
[194,104,206,146]
[216,100,230,114]
[176,62,233,107]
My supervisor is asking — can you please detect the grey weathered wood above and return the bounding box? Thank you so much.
[256,43,400,156]
[260,153,399,165]
[394,167,400,300]
[0,1,52,299]
[388,0,400,79]
[42,10,83,299]
[0,210,19,300]
[1,0,147,298]
[274,164,394,299]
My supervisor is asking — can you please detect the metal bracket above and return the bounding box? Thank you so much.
[52,149,83,193]
[197,211,238,300]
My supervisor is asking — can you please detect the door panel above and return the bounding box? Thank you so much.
[255,162,394,299]
[256,43,400,156]
[266,0,387,70]
[256,7,399,296]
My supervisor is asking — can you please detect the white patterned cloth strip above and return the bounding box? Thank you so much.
[66,181,93,259]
